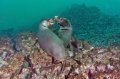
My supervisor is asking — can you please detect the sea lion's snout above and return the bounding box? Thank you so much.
[48,19,54,26]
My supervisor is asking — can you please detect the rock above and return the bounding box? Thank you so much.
[14,32,39,55]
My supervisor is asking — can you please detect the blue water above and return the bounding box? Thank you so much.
[0,0,120,47]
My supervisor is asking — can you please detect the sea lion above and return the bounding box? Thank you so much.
[37,19,66,60]
[54,16,72,47]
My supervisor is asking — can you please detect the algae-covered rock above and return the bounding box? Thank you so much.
[0,17,120,78]
[0,36,120,79]
[14,32,39,55]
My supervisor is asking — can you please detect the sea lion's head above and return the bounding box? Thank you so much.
[54,16,69,27]
[40,19,54,29]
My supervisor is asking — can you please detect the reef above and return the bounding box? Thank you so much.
[61,4,120,48]
[14,32,39,54]
[0,32,120,79]
[0,4,120,79]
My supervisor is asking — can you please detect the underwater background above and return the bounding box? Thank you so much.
[0,0,120,47]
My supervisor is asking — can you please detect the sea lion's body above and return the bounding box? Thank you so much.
[57,18,72,47]
[37,20,65,60]
[58,27,72,47]
[54,17,75,57]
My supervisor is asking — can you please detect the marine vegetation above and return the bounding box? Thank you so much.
[61,4,120,48]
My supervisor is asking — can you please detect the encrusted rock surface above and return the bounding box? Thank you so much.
[0,33,120,79]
